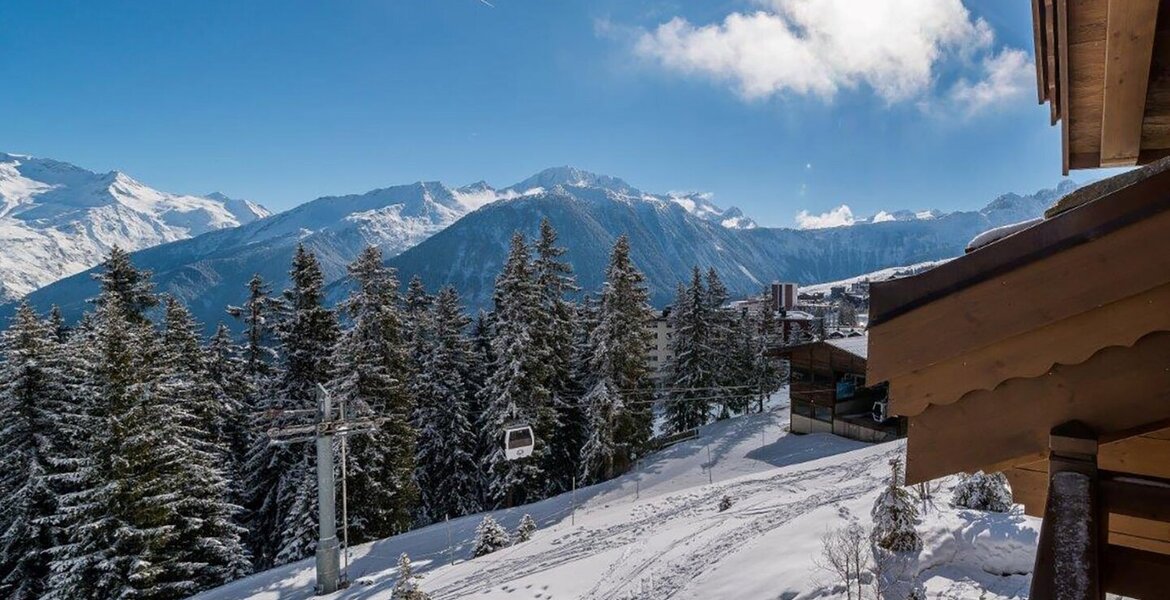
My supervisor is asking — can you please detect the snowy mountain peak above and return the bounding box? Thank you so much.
[667,191,758,229]
[506,166,640,196]
[0,152,272,301]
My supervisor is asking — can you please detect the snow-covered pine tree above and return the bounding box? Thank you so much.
[51,287,248,598]
[667,268,716,432]
[580,236,656,482]
[472,515,510,557]
[90,245,158,324]
[404,274,434,369]
[725,309,760,415]
[206,323,253,505]
[952,471,1013,513]
[153,298,252,591]
[513,514,537,543]
[412,286,481,524]
[227,274,281,384]
[47,305,69,343]
[480,233,552,507]
[331,246,418,541]
[532,219,580,494]
[391,553,429,600]
[161,298,230,461]
[753,307,782,412]
[467,311,496,507]
[703,268,737,419]
[870,458,922,552]
[0,304,80,600]
[245,245,340,568]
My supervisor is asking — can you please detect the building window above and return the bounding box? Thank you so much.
[813,405,832,423]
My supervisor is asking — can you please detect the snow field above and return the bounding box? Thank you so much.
[196,392,1040,600]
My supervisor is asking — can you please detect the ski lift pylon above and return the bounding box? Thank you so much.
[503,423,535,460]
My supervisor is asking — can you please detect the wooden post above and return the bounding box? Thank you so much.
[1029,420,1102,600]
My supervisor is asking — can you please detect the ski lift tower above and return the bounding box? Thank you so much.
[266,384,385,595]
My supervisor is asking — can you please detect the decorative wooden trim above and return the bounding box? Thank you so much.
[888,282,1170,416]
[904,332,1170,483]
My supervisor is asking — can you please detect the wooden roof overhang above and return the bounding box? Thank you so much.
[1033,0,1170,172]
[867,159,1170,569]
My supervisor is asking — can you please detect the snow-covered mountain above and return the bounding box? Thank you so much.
[0,152,269,301]
[13,166,1073,328]
[385,175,1077,308]
[13,177,491,326]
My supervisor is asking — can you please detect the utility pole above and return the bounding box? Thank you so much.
[265,385,387,596]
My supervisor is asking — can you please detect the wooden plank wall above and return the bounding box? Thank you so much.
[1004,427,1170,554]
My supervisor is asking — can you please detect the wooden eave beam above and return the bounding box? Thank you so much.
[1058,0,1072,174]
[1100,0,1160,167]
[1047,0,1062,124]
[1034,0,1050,104]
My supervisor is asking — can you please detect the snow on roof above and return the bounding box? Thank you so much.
[966,218,1042,253]
[826,335,868,360]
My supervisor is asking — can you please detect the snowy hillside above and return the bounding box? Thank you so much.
[196,396,1039,600]
[0,152,268,302]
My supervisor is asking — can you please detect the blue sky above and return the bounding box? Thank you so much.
[0,0,1111,227]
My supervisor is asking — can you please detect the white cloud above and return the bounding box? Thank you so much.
[871,210,897,223]
[634,0,1019,107]
[795,204,855,229]
[948,48,1034,115]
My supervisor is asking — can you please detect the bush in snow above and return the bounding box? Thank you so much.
[391,553,430,600]
[473,515,511,557]
[870,458,922,552]
[718,495,733,512]
[951,471,1013,513]
[513,514,537,544]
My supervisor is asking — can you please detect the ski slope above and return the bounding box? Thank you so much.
[196,391,1040,600]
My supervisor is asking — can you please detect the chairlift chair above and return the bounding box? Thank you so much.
[503,423,535,460]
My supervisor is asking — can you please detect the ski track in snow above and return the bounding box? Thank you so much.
[428,444,897,600]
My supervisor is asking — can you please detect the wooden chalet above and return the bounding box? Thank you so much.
[782,336,903,444]
[868,3,1170,597]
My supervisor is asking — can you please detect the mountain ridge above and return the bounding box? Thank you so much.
[6,159,1075,331]
[0,152,270,302]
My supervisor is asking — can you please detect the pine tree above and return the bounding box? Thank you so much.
[0,304,80,599]
[513,514,537,543]
[467,311,495,507]
[472,515,510,557]
[331,247,418,541]
[580,236,655,483]
[532,219,580,494]
[704,268,737,418]
[244,245,339,568]
[871,458,922,552]
[391,553,429,600]
[50,292,249,598]
[206,323,253,504]
[153,298,252,591]
[412,287,481,523]
[404,274,433,368]
[479,233,551,507]
[89,245,158,324]
[667,268,716,432]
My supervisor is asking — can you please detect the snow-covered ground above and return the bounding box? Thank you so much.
[196,391,1039,600]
